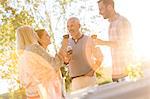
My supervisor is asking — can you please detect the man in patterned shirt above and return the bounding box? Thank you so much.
[96,0,133,81]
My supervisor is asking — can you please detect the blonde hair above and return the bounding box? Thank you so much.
[35,29,46,39]
[16,25,39,52]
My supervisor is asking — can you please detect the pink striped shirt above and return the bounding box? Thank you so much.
[109,14,133,79]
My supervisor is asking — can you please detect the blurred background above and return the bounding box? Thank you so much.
[0,0,150,98]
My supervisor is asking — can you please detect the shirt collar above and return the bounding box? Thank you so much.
[109,13,120,22]
[72,34,84,44]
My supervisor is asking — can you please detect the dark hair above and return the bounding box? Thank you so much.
[97,0,114,8]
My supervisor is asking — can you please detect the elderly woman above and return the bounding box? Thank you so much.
[35,29,66,71]
[16,26,64,99]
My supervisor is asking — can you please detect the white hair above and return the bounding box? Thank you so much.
[67,17,80,24]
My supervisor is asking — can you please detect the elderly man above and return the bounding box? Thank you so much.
[63,17,103,91]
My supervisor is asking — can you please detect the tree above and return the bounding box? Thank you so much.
[0,0,35,92]
[1,0,101,95]
[0,0,75,94]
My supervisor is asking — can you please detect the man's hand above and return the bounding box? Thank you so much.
[61,34,69,49]
[59,34,72,63]
[58,48,72,63]
[94,38,105,45]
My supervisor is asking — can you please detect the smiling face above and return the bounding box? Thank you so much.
[67,17,80,39]
[98,1,110,19]
[98,0,114,19]
[40,31,51,46]
[36,29,51,48]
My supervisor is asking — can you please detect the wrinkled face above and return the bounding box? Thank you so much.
[67,19,80,39]
[40,31,51,46]
[98,1,109,19]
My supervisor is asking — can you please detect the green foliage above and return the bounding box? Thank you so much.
[126,63,144,81]
[95,67,112,85]
[0,0,35,92]
[0,88,26,99]
[1,0,95,94]
[60,65,72,92]
[60,0,73,5]
[0,0,76,94]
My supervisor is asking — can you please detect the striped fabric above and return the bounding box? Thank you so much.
[109,13,133,79]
